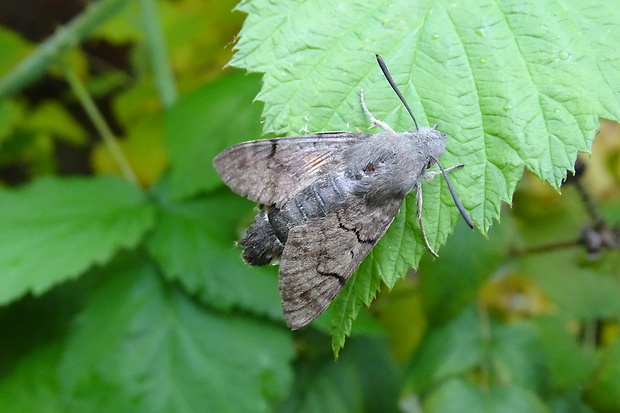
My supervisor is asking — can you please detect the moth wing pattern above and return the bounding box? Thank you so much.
[278,196,404,329]
[212,132,359,207]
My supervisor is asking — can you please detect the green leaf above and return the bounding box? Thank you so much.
[59,255,295,413]
[0,343,64,413]
[404,308,549,397]
[232,0,617,224]
[0,26,32,76]
[489,322,548,393]
[0,99,23,145]
[279,355,364,413]
[423,379,549,413]
[280,337,400,413]
[345,337,402,412]
[404,307,484,394]
[147,191,282,320]
[535,316,596,391]
[0,176,155,305]
[165,71,263,200]
[25,100,87,145]
[419,216,509,324]
[548,392,596,413]
[518,251,620,320]
[231,0,619,340]
[584,339,620,412]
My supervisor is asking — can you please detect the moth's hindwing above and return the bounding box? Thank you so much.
[212,132,360,207]
[278,196,403,329]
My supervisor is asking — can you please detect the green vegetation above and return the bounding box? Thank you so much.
[0,0,619,411]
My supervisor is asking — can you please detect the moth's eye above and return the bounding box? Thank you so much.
[363,163,375,174]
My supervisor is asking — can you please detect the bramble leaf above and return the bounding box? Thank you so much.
[0,176,154,305]
[231,0,620,346]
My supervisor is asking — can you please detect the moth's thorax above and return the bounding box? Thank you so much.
[342,127,447,205]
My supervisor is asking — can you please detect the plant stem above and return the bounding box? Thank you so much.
[0,0,131,99]
[140,0,177,108]
[64,66,138,185]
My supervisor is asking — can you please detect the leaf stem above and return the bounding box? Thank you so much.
[64,65,138,185]
[0,0,131,100]
[477,302,492,389]
[140,0,177,108]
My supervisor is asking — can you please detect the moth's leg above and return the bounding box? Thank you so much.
[420,164,464,181]
[416,181,439,257]
[360,88,395,133]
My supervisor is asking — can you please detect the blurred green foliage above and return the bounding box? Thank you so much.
[0,0,619,412]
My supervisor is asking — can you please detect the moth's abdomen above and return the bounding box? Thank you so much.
[268,174,348,243]
[240,174,347,267]
[239,210,284,266]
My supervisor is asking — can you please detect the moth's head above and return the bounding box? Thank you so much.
[411,125,447,170]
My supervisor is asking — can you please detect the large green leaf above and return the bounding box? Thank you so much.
[0,176,155,305]
[230,0,620,341]
[59,256,295,413]
[231,0,617,226]
[165,71,263,200]
[147,191,283,320]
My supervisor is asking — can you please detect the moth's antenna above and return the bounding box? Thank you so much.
[375,53,419,131]
[433,158,475,229]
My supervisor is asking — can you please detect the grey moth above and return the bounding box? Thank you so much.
[213,54,473,329]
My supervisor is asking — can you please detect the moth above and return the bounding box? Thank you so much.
[213,54,474,329]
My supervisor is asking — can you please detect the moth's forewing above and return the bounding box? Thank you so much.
[212,132,361,207]
[278,196,403,329]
